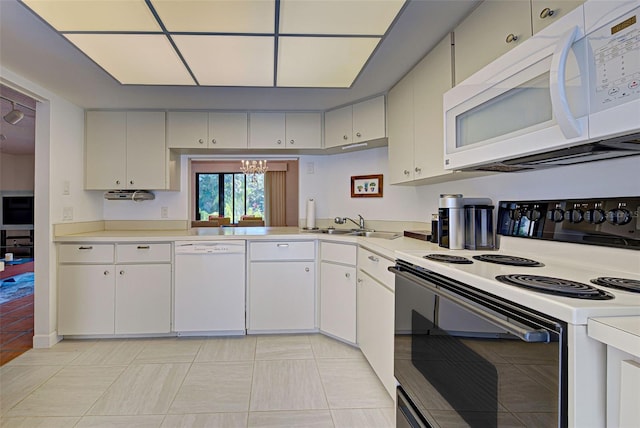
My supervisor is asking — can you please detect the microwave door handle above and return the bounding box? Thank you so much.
[550,26,582,139]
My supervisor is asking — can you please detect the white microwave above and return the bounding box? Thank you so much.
[443,0,640,171]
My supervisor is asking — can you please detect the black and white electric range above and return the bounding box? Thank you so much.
[391,197,640,428]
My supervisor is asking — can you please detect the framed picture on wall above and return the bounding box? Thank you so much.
[351,174,383,198]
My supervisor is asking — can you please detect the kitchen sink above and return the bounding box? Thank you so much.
[316,228,400,239]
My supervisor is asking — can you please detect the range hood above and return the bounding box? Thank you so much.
[464,133,640,172]
[104,190,155,201]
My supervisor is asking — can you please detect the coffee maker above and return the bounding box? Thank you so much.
[438,194,494,250]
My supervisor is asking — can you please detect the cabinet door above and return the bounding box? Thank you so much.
[357,271,395,397]
[320,262,356,343]
[58,264,115,335]
[387,73,415,184]
[208,112,248,149]
[454,0,532,84]
[413,36,453,180]
[285,112,322,149]
[352,95,386,143]
[125,111,166,189]
[115,264,171,334]
[249,113,286,148]
[249,261,315,331]
[166,111,208,148]
[532,0,584,34]
[324,105,353,148]
[85,111,126,190]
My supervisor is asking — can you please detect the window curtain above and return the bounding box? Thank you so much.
[265,171,287,227]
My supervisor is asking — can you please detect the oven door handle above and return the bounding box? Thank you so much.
[389,267,550,343]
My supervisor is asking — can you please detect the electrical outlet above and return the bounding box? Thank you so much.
[307,162,315,174]
[63,180,70,195]
[63,206,73,221]
[161,206,169,219]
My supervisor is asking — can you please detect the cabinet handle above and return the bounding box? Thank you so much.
[211,139,217,144]
[505,33,518,44]
[198,139,204,144]
[119,270,125,275]
[276,243,289,247]
[343,135,348,140]
[305,267,310,272]
[277,139,282,145]
[137,245,150,250]
[116,180,121,185]
[130,180,134,185]
[103,270,109,276]
[539,7,554,19]
[414,167,421,173]
[78,246,93,250]
[289,139,295,145]
[403,169,410,175]
[357,278,363,283]
[345,272,351,279]
[356,132,362,138]
[368,255,379,262]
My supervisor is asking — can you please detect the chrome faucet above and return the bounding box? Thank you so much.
[335,214,366,230]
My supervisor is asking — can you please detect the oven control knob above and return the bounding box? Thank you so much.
[548,208,564,222]
[524,208,542,221]
[584,208,606,224]
[565,208,584,223]
[606,208,632,225]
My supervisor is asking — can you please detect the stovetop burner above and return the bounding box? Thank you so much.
[591,277,640,293]
[473,254,544,267]
[496,274,615,300]
[423,254,473,264]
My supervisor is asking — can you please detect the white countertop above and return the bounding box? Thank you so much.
[54,226,441,261]
[588,317,640,357]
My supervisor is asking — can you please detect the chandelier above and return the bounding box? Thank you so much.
[240,160,268,181]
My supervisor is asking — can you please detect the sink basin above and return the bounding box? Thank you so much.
[318,228,353,235]
[349,230,401,240]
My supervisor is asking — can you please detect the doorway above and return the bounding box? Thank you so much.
[0,84,36,365]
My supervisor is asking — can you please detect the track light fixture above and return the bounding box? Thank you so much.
[3,102,25,125]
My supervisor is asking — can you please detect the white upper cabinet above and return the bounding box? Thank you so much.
[324,95,386,149]
[454,0,532,85]
[249,112,322,149]
[167,111,248,149]
[86,111,167,190]
[389,35,464,185]
[531,0,585,34]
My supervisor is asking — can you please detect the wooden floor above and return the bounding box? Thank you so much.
[0,261,34,365]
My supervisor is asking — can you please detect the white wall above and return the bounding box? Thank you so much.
[0,153,35,190]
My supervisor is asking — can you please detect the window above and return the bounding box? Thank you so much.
[196,172,264,223]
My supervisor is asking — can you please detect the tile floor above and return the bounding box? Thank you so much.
[0,334,395,427]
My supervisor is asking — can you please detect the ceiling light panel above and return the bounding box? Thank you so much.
[279,0,405,35]
[64,34,195,85]
[22,0,160,31]
[173,35,274,86]
[150,0,275,33]
[277,37,380,87]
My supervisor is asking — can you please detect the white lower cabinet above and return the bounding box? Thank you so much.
[57,243,171,336]
[58,264,115,335]
[320,242,357,343]
[248,241,316,332]
[115,264,171,334]
[357,248,396,397]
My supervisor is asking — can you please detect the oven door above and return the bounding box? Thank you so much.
[391,262,567,428]
[443,6,588,171]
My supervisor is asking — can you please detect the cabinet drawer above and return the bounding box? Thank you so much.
[59,244,114,263]
[320,242,357,265]
[116,243,171,263]
[250,241,315,261]
[358,247,395,291]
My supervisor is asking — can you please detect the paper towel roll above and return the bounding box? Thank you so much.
[306,199,316,229]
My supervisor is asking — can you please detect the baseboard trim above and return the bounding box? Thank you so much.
[33,331,62,348]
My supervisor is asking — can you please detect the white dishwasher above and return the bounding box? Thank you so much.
[174,241,246,335]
